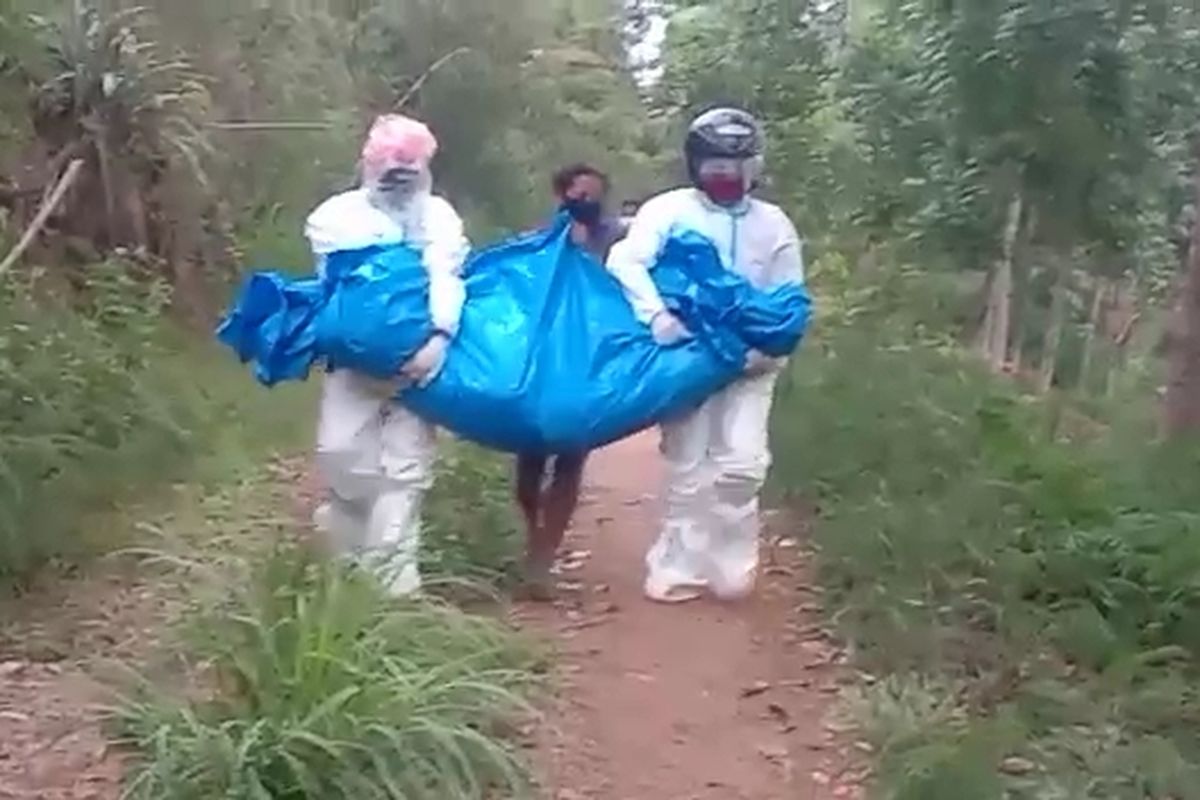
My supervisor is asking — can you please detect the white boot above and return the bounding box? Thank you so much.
[365,490,424,598]
[707,483,761,601]
[313,497,368,555]
[643,522,708,603]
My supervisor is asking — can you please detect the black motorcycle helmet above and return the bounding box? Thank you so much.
[684,107,764,184]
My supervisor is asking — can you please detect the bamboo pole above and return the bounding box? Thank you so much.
[0,159,85,277]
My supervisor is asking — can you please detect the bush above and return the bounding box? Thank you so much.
[114,540,538,799]
[0,263,182,579]
[0,258,314,587]
[769,275,1200,794]
[422,440,522,587]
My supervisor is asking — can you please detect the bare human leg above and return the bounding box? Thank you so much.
[515,452,544,540]
[515,452,554,600]
[541,451,587,565]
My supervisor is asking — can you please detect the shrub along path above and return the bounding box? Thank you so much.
[0,466,302,800]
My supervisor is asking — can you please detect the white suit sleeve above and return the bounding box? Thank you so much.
[753,210,806,372]
[422,197,469,336]
[304,200,339,278]
[769,212,806,287]
[604,200,671,325]
[305,195,347,259]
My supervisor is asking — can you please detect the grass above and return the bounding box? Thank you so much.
[768,266,1200,796]
[0,257,316,587]
[422,440,523,589]
[114,538,539,800]
[1,249,541,796]
[105,434,540,799]
[98,426,537,798]
[95,359,536,798]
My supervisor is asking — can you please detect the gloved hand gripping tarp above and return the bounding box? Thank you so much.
[218,216,811,453]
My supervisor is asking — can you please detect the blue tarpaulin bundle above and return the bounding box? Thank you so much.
[218,215,811,453]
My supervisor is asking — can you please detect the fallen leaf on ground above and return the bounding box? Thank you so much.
[1000,756,1036,776]
[757,743,789,763]
[767,702,796,732]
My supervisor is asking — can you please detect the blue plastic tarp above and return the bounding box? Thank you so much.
[218,215,811,453]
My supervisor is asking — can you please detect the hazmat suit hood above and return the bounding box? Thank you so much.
[360,114,438,219]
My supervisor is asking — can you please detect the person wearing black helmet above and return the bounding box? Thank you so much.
[605,106,806,604]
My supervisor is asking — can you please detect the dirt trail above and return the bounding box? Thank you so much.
[518,433,862,800]
[0,566,163,800]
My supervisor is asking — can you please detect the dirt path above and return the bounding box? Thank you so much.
[0,565,163,800]
[518,433,863,800]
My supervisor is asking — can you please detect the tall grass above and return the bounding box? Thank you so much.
[422,440,522,588]
[770,267,1200,796]
[0,257,315,587]
[103,399,533,797]
[114,538,539,799]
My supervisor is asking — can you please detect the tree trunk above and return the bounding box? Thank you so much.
[1107,308,1140,398]
[976,190,1023,372]
[1009,205,1038,375]
[1039,260,1069,394]
[1077,279,1108,395]
[1163,157,1200,433]
[160,166,214,329]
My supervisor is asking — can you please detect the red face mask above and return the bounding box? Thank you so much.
[700,174,746,206]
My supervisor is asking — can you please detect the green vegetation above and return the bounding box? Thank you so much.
[0,261,316,585]
[0,0,651,584]
[422,441,523,589]
[115,539,538,800]
[9,0,1200,795]
[2,2,616,794]
[651,0,1200,792]
[102,433,535,798]
[0,0,661,577]
[765,270,1200,794]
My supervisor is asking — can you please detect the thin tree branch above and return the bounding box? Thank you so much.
[208,121,334,131]
[395,47,472,110]
[207,48,474,134]
[0,159,84,277]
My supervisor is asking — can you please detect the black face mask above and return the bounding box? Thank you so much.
[561,197,603,228]
[374,166,419,195]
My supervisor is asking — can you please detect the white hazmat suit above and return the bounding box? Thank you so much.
[307,115,468,596]
[606,187,804,602]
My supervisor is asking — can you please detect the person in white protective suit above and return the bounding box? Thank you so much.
[306,114,468,596]
[605,107,805,603]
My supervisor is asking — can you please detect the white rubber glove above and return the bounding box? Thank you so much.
[744,348,783,377]
[650,310,691,346]
[399,333,449,387]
